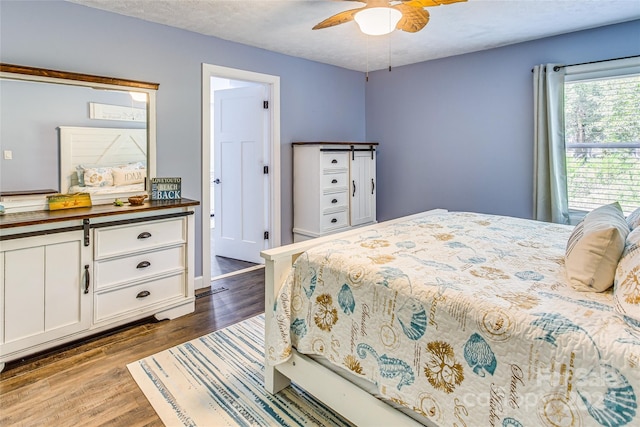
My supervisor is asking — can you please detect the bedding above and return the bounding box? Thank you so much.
[267,211,639,427]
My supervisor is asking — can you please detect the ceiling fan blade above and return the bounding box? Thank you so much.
[312,7,363,30]
[402,0,467,7]
[394,4,430,33]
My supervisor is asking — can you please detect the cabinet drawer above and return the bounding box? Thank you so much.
[321,172,348,190]
[321,152,349,171]
[94,218,185,259]
[94,245,185,290]
[94,273,185,322]
[321,191,348,212]
[321,210,348,231]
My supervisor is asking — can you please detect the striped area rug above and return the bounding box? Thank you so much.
[127,315,353,426]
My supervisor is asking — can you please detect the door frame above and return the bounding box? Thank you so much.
[201,64,281,288]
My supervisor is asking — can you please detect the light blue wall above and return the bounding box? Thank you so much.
[0,1,366,276]
[366,20,640,221]
[2,0,638,277]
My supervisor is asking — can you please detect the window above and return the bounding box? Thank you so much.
[563,58,640,217]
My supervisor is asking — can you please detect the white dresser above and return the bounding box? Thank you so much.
[0,199,198,372]
[292,142,378,242]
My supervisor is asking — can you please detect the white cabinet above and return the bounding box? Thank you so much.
[0,200,198,372]
[93,217,188,324]
[0,231,91,357]
[292,142,377,242]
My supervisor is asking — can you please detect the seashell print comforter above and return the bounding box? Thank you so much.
[267,211,640,427]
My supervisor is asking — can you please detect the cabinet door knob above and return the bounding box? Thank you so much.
[136,290,151,299]
[137,232,152,239]
[136,261,151,269]
[331,159,337,164]
[331,179,338,184]
[84,264,90,294]
[331,198,338,204]
[331,218,337,223]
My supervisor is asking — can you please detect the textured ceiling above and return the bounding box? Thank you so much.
[68,0,640,72]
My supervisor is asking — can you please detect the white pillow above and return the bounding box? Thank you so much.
[614,227,640,322]
[112,167,146,186]
[84,167,114,187]
[565,202,630,292]
[627,207,640,230]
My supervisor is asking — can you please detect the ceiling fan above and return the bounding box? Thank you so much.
[313,0,467,36]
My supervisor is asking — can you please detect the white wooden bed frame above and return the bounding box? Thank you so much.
[261,210,446,427]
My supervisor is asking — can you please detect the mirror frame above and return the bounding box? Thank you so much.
[0,63,158,211]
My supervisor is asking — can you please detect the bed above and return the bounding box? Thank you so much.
[59,126,149,202]
[262,208,639,427]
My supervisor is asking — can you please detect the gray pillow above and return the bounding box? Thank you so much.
[565,202,630,292]
[627,207,640,230]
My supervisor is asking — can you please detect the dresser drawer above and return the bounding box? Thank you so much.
[321,191,348,212]
[321,172,348,190]
[321,152,349,171]
[321,210,348,231]
[94,218,186,259]
[94,245,185,290]
[94,273,185,322]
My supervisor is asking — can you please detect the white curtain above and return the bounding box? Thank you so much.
[533,64,570,224]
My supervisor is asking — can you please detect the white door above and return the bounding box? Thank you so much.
[350,150,376,226]
[213,85,266,263]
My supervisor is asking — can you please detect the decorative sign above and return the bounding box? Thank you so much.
[47,192,92,210]
[151,177,182,200]
[89,103,146,122]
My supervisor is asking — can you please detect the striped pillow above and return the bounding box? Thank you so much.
[565,202,629,292]
[627,207,640,230]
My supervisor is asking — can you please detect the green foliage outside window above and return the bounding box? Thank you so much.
[564,75,640,215]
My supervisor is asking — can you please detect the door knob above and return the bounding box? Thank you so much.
[214,178,221,184]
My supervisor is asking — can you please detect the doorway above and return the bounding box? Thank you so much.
[201,64,281,288]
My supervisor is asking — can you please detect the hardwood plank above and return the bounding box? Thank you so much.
[0,270,265,426]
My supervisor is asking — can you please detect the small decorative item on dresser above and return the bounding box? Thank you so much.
[47,193,92,210]
[151,177,182,200]
[128,194,148,206]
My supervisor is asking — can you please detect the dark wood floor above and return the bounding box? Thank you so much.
[0,268,265,427]
[211,255,257,278]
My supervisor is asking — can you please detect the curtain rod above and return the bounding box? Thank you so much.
[531,55,640,73]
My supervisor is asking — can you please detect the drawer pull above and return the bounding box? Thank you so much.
[136,290,151,299]
[331,159,338,164]
[353,180,356,197]
[84,264,90,294]
[331,198,338,204]
[137,261,151,269]
[331,218,337,223]
[331,179,338,184]
[137,232,152,239]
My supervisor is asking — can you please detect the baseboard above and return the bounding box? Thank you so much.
[195,275,205,290]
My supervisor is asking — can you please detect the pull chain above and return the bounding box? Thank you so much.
[366,36,369,82]
[388,31,392,72]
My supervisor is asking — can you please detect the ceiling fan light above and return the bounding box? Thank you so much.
[354,7,402,36]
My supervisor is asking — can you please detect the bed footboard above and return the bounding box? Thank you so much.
[261,210,446,426]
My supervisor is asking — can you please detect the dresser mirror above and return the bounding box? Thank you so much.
[0,63,158,211]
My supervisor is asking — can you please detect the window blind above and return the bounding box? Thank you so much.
[564,73,640,216]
